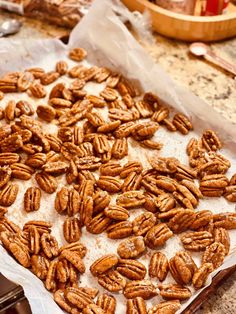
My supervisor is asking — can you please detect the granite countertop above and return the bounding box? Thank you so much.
[0,9,236,314]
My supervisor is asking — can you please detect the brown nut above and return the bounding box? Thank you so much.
[63,217,81,243]
[126,297,147,314]
[172,113,193,135]
[192,263,214,289]
[117,236,146,259]
[104,205,129,221]
[97,176,122,193]
[145,223,173,249]
[41,233,59,259]
[201,130,222,151]
[124,280,157,300]
[24,187,41,212]
[149,252,169,282]
[96,294,116,314]
[148,300,181,314]
[90,254,119,276]
[181,231,214,251]
[117,259,147,280]
[202,242,226,269]
[133,212,157,236]
[98,269,126,292]
[159,283,192,300]
[106,221,133,239]
[116,191,146,209]
[213,228,230,255]
[0,183,19,207]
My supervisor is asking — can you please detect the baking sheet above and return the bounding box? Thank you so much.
[0,0,236,313]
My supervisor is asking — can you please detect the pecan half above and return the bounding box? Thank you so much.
[65,287,94,310]
[132,122,159,140]
[83,304,105,314]
[35,172,57,194]
[181,231,214,251]
[117,236,146,259]
[116,191,146,209]
[42,161,69,176]
[100,161,122,177]
[98,270,126,292]
[149,157,179,174]
[31,254,50,280]
[145,224,173,249]
[172,113,193,135]
[29,82,46,98]
[224,185,236,202]
[55,187,81,216]
[213,212,236,229]
[133,212,157,236]
[17,72,34,91]
[61,250,85,274]
[202,242,226,269]
[41,233,59,259]
[120,161,143,178]
[104,205,129,221]
[97,176,122,193]
[214,228,230,255]
[201,130,221,151]
[24,187,41,212]
[149,252,169,282]
[168,209,196,233]
[90,254,118,276]
[25,153,47,169]
[159,283,191,300]
[0,183,19,206]
[148,300,181,314]
[80,196,93,227]
[0,166,11,188]
[200,174,228,197]
[59,241,87,258]
[11,163,34,180]
[63,217,81,243]
[111,138,128,159]
[96,294,116,314]
[192,263,214,289]
[1,134,23,152]
[36,104,56,122]
[114,121,137,138]
[69,47,87,62]
[0,152,20,165]
[86,212,112,234]
[124,280,157,300]
[107,221,133,239]
[126,297,147,314]
[155,194,176,213]
[93,191,111,215]
[54,289,78,313]
[117,258,146,280]
[191,210,213,230]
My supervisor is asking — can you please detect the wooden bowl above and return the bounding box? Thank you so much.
[122,0,236,42]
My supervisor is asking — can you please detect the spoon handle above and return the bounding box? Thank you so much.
[204,50,236,76]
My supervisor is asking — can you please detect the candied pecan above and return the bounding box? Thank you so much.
[0,166,11,188]
[0,218,20,234]
[191,210,213,230]
[11,163,34,180]
[24,187,41,212]
[64,287,94,310]
[117,236,146,259]
[98,269,126,292]
[145,223,173,249]
[151,107,169,123]
[76,179,94,200]
[97,294,116,314]
[201,130,222,151]
[173,181,201,209]
[100,87,119,102]
[117,259,146,280]
[93,134,110,154]
[35,172,57,194]
[86,212,112,234]
[175,164,197,181]
[55,187,80,216]
[140,139,163,150]
[41,233,59,259]
[65,160,78,184]
[63,217,81,243]
[114,121,137,138]
[69,47,87,61]
[213,212,236,229]
[54,289,77,313]
[50,97,72,108]
[40,71,59,85]
[1,134,23,152]
[159,283,191,300]
[132,122,159,141]
[36,104,56,122]
[45,134,62,152]
[0,152,20,166]
[107,221,133,239]
[104,205,129,221]
[126,297,147,314]
[116,191,145,209]
[181,231,214,251]
[120,161,143,178]
[75,156,101,171]
[97,176,122,193]
[124,280,157,300]
[56,60,68,75]
[214,228,230,255]
[149,157,179,174]
[17,72,34,91]
[169,251,197,285]
[0,125,11,141]
[200,174,229,197]
[31,254,50,280]
[45,260,58,292]
[86,111,105,128]
[0,207,7,218]
[25,153,47,169]
[61,250,85,273]
[202,242,225,269]
[100,161,122,177]
[155,194,176,212]
[172,113,193,135]
[149,252,169,281]
[0,77,17,93]
[59,241,87,258]
[29,82,46,98]
[23,220,52,235]
[148,300,181,314]
[134,100,153,117]
[42,161,69,176]
[28,226,40,254]
[168,209,196,233]
[93,191,111,215]
[0,183,19,207]
[4,100,16,121]
[80,196,93,226]
[133,212,157,236]
[122,172,142,192]
[97,120,121,133]
[192,263,214,289]
[83,304,105,314]
[90,254,118,277]
[111,138,128,159]
[154,176,176,193]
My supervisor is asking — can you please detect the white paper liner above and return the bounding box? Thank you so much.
[0,0,236,313]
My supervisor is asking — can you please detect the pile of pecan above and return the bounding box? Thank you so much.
[0,47,235,314]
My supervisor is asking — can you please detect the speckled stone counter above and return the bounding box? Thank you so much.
[0,9,235,314]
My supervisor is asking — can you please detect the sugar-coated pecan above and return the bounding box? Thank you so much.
[98,269,126,292]
[159,283,191,300]
[149,157,179,174]
[55,187,81,216]
[45,259,58,291]
[202,242,225,269]
[25,153,47,169]
[66,160,78,184]
[117,259,146,280]
[59,241,87,258]
[200,174,228,197]
[83,304,105,314]
[191,210,213,230]
[93,190,111,215]
[120,161,143,178]
[104,205,129,221]
[117,236,146,259]
[155,194,176,213]
[111,138,128,159]
[145,223,173,249]
[24,187,41,212]
[97,176,122,193]
[133,212,157,236]
[181,231,214,251]
[61,250,85,273]
[0,166,11,188]
[213,212,236,229]
[126,297,147,314]
[0,152,20,166]
[114,121,137,138]
[86,212,112,234]
[11,163,34,180]
[41,233,59,259]
[149,252,169,281]
[17,72,34,91]
[0,183,19,207]
[148,300,181,314]
[100,161,122,177]
[69,47,87,62]
[116,191,146,209]
[172,113,193,135]
[132,121,159,140]
[75,156,102,171]
[35,172,57,194]
[214,228,230,255]
[122,172,142,192]
[100,87,119,102]
[97,293,116,314]
[201,130,221,151]
[40,71,59,85]
[29,81,46,98]
[23,220,52,235]
[54,289,78,314]
[63,217,81,243]
[124,280,157,300]
[140,139,163,150]
[28,226,41,254]
[42,161,69,176]
[79,196,93,227]
[169,251,197,285]
[192,263,214,289]
[90,254,119,276]
[31,254,50,280]
[107,221,133,239]
[65,287,94,310]
[135,100,153,117]
[56,60,68,75]
[168,209,196,233]
[224,185,236,202]
[1,134,23,153]
[36,104,56,122]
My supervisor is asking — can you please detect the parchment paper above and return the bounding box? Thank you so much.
[0,0,236,313]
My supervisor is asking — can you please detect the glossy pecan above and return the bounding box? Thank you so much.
[120,161,143,178]
[213,228,230,255]
[96,293,116,314]
[83,304,105,314]
[86,212,112,234]
[11,163,34,180]
[213,212,236,229]
[90,254,119,277]
[111,138,128,159]
[149,157,179,174]
[133,212,157,236]
[31,254,50,280]
[79,196,93,227]
[27,226,40,254]
[0,166,11,188]
[148,300,181,314]
[181,231,214,251]
[29,81,46,98]
[0,152,20,166]
[145,223,173,249]
[35,172,57,194]
[63,217,81,243]
[202,242,226,269]
[99,161,122,177]
[201,130,221,151]
[97,176,122,193]
[114,121,137,138]
[107,221,133,239]
[168,209,196,233]
[65,287,94,310]
[116,191,146,209]
[117,258,147,281]
[61,250,86,274]
[25,153,47,169]
[155,194,176,213]
[132,122,159,141]
[151,107,169,123]
[191,210,213,230]
[69,47,87,61]
[40,71,59,85]
[98,269,126,292]
[149,252,169,282]
[122,172,142,192]
[124,280,157,300]
[192,263,214,289]
[75,156,102,171]
[17,72,34,91]
[0,183,19,207]
[117,236,146,259]
[55,60,68,75]
[59,241,87,259]
[92,191,111,215]
[126,297,147,314]
[23,220,52,235]
[1,134,23,152]
[55,187,81,216]
[159,283,191,300]
[172,113,193,135]
[24,187,41,212]
[54,289,78,314]
[42,161,69,176]
[41,233,59,259]
[200,174,228,197]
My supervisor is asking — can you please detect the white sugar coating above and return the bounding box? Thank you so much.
[1,59,236,314]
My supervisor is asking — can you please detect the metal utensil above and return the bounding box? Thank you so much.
[0,19,22,38]
[189,42,236,77]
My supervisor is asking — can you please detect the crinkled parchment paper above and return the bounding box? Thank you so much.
[0,0,236,313]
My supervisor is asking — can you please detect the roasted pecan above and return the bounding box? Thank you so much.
[148,300,181,314]
[201,130,222,151]
[117,236,146,259]
[55,187,81,216]
[155,194,176,213]
[86,111,105,128]
[0,183,19,207]
[213,212,236,229]
[28,226,40,254]
[149,252,169,281]
[116,191,145,209]
[100,87,119,102]
[0,166,11,188]
[134,100,153,117]
[4,100,16,121]
[104,205,129,221]
[98,269,126,292]
[172,113,193,135]
[11,163,34,180]
[97,120,121,133]
[100,161,123,177]
[1,134,23,152]
[83,304,105,314]
[41,233,59,259]
[90,254,119,276]
[214,228,230,255]
[97,176,122,193]
[200,174,228,197]
[54,289,78,313]
[76,179,94,201]
[140,139,163,150]
[107,221,133,239]
[192,263,214,289]
[0,126,11,141]
[36,104,56,122]
[69,47,87,62]
[79,196,93,227]
[124,280,157,300]
[59,241,87,258]
[126,297,147,314]
[42,161,69,176]
[0,152,20,166]
[122,172,142,192]
[86,212,111,234]
[163,119,177,131]
[45,134,62,152]
[155,176,176,193]
[96,294,116,314]
[23,220,52,235]
[31,254,50,280]
[25,153,47,169]
[29,82,46,98]
[63,217,81,243]
[17,72,34,91]
[114,121,137,138]
[117,258,146,280]
[61,250,85,273]
[65,287,94,310]
[75,156,101,171]
[40,71,59,85]
[145,223,173,249]
[169,251,197,285]
[120,161,143,178]
[111,138,128,159]
[149,157,179,174]
[181,231,214,251]
[66,160,78,184]
[93,134,110,154]
[56,60,68,75]
[159,283,191,300]
[168,209,196,233]
[35,172,57,194]
[175,164,197,181]
[0,207,7,218]
[45,260,58,292]
[24,187,41,212]
[224,185,236,202]
[132,122,159,140]
[93,191,111,215]
[132,212,157,236]
[202,242,225,269]
[191,210,213,230]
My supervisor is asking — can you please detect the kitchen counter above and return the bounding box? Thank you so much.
[0,9,236,314]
